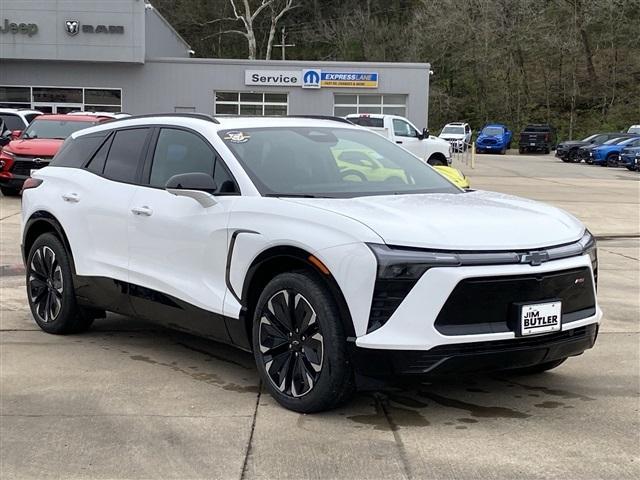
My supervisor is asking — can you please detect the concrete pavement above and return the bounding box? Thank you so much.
[1,153,639,479]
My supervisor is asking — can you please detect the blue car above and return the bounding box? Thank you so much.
[620,145,640,171]
[591,137,640,166]
[476,124,513,154]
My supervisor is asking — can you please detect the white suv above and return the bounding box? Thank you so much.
[0,108,42,134]
[21,114,601,412]
[439,122,472,151]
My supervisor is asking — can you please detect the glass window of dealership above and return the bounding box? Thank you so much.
[0,86,122,113]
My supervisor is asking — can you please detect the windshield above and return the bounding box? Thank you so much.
[581,134,598,142]
[441,126,464,135]
[22,119,95,140]
[482,126,504,136]
[220,127,461,198]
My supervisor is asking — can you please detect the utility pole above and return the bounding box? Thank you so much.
[273,27,295,60]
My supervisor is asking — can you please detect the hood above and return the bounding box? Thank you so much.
[284,190,584,250]
[6,138,64,157]
[558,140,588,148]
[439,134,465,140]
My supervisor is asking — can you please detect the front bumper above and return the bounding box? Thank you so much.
[356,253,600,360]
[351,323,598,376]
[0,174,27,189]
[476,143,505,151]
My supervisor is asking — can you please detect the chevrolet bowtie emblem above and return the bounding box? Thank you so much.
[520,251,549,266]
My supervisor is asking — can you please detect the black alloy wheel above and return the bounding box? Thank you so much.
[26,233,93,334]
[258,289,324,398]
[28,245,64,324]
[252,271,355,412]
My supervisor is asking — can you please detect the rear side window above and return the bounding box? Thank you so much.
[51,133,108,168]
[103,128,150,183]
[0,114,24,131]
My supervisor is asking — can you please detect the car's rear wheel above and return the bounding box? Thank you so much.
[0,186,20,196]
[503,358,567,375]
[605,153,618,167]
[252,271,355,413]
[26,233,93,334]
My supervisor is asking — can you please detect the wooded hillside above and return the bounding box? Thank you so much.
[154,0,640,138]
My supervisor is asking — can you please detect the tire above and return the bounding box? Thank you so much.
[626,165,636,171]
[519,147,525,154]
[0,186,20,196]
[568,150,579,163]
[252,271,355,413]
[544,148,550,155]
[427,156,446,167]
[26,233,93,334]
[500,147,506,155]
[503,358,567,375]
[605,154,618,167]
[341,169,367,182]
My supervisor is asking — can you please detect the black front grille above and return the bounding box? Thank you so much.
[480,138,497,145]
[11,157,51,176]
[368,278,417,333]
[435,267,595,335]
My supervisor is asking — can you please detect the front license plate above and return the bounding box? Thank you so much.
[518,301,562,336]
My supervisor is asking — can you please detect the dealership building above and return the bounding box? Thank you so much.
[0,0,431,127]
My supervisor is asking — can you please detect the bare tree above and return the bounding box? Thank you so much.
[216,0,297,59]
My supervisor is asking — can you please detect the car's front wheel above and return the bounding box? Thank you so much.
[26,233,93,334]
[252,271,355,413]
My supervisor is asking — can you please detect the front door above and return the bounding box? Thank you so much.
[127,127,239,341]
[392,118,425,160]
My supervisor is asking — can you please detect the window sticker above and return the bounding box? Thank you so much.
[224,131,251,144]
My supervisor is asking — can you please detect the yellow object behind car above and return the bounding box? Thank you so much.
[434,166,470,189]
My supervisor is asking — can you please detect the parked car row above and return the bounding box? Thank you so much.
[555,130,640,171]
[0,109,130,195]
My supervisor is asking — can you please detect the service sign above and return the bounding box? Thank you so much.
[321,72,378,89]
[245,70,301,87]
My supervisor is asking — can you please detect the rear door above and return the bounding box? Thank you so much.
[60,127,152,282]
[127,127,240,341]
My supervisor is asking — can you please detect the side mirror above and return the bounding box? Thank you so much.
[10,130,22,139]
[420,127,429,140]
[165,172,218,207]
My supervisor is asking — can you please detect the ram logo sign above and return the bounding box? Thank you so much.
[302,69,321,89]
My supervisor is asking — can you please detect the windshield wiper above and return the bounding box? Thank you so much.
[264,193,319,198]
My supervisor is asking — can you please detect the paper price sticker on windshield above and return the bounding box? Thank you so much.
[224,131,250,144]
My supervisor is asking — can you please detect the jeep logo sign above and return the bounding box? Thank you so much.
[0,19,38,37]
[64,20,125,35]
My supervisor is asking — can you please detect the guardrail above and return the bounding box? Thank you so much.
[450,141,476,169]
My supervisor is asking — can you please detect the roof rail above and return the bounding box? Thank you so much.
[288,115,354,125]
[106,113,220,124]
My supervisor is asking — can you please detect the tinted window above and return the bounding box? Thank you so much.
[103,128,149,183]
[51,133,108,168]
[0,114,24,131]
[213,160,239,194]
[348,117,384,128]
[149,128,215,188]
[86,134,113,174]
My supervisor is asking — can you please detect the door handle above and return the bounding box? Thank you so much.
[62,193,80,203]
[396,140,403,144]
[131,206,153,217]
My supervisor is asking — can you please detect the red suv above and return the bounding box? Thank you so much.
[0,114,112,196]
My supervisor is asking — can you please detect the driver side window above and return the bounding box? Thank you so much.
[149,128,216,188]
[393,119,418,138]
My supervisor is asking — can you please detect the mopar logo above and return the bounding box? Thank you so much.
[302,69,321,89]
[520,251,549,266]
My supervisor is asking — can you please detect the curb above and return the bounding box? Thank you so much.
[0,264,25,277]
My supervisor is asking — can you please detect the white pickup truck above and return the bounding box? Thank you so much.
[346,114,452,166]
